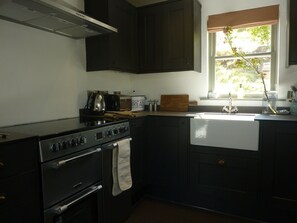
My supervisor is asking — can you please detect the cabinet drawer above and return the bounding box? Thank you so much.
[198,153,258,191]
[188,151,259,218]
[0,139,39,179]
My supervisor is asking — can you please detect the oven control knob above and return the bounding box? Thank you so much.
[50,143,58,152]
[119,127,126,133]
[80,136,87,145]
[62,141,68,149]
[113,129,119,135]
[106,130,112,137]
[71,139,77,147]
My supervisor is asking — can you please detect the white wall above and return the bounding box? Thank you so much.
[0,1,131,127]
[1,0,297,127]
[131,0,297,106]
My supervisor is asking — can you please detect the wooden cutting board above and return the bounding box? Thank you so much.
[160,94,189,112]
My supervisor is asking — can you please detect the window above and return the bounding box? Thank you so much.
[207,5,279,98]
[209,25,277,97]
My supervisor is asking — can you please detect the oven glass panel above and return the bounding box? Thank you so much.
[54,195,99,223]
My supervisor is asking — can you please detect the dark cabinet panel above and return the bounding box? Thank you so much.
[130,117,146,204]
[188,146,259,218]
[261,121,297,222]
[138,0,201,73]
[138,5,164,73]
[145,116,188,203]
[289,0,297,65]
[0,138,42,223]
[85,0,138,72]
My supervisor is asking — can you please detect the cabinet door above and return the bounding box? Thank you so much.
[85,0,137,72]
[109,0,138,72]
[130,117,145,204]
[0,172,41,223]
[138,5,164,73]
[289,0,297,65]
[163,0,193,71]
[188,146,259,218]
[145,117,188,202]
[261,121,297,222]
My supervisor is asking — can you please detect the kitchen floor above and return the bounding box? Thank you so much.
[124,198,261,223]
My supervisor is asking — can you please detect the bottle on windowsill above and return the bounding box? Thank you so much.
[237,84,244,99]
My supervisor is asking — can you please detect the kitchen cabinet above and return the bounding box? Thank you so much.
[130,117,146,204]
[289,0,297,65]
[145,116,188,203]
[0,137,42,223]
[187,145,260,219]
[85,0,138,72]
[261,121,297,222]
[138,0,201,73]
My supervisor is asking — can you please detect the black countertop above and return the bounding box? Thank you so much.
[0,117,127,140]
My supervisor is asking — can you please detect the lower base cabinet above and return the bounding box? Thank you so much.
[261,121,297,222]
[187,146,260,219]
[0,137,42,223]
[145,116,188,203]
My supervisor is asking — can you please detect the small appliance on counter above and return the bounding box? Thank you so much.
[85,91,106,115]
[119,95,132,111]
[105,94,120,111]
[105,92,132,111]
[131,95,146,111]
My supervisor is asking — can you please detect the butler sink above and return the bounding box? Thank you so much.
[190,113,259,151]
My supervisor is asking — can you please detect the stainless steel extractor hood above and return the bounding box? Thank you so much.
[0,0,118,39]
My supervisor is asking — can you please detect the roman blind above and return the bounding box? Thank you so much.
[207,5,279,33]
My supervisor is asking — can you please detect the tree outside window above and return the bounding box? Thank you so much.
[209,25,276,98]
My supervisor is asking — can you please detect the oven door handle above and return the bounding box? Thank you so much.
[54,148,101,168]
[111,137,132,149]
[54,184,102,215]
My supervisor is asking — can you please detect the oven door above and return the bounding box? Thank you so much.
[41,147,102,208]
[102,138,132,223]
[44,182,103,223]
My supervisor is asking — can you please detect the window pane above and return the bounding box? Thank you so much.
[215,25,272,57]
[215,56,271,94]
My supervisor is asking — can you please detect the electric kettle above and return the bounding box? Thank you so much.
[86,91,106,114]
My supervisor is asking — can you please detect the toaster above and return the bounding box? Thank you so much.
[119,95,132,111]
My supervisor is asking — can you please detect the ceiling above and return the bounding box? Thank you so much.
[126,0,168,7]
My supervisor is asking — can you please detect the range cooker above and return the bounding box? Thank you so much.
[1,117,131,223]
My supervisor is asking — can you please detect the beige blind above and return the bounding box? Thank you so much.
[207,5,279,33]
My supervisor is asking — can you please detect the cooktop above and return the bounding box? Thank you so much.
[0,117,126,140]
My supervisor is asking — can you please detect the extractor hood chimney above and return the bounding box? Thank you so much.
[0,0,117,39]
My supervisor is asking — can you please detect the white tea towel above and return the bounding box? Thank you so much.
[112,138,132,196]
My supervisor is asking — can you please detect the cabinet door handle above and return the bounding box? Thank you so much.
[217,159,225,166]
[0,195,6,202]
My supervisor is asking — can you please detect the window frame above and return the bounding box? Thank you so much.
[208,25,278,99]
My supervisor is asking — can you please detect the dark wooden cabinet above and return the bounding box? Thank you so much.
[289,0,297,65]
[261,121,297,222]
[0,137,42,223]
[145,116,188,203]
[188,145,260,218]
[138,0,201,73]
[138,5,164,73]
[130,117,146,204]
[85,0,138,72]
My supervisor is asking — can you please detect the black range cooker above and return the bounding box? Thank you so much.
[1,117,131,223]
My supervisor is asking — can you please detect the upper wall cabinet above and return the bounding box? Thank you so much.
[85,0,138,72]
[289,0,297,65]
[138,0,201,73]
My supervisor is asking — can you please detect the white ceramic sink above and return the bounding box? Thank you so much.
[190,113,259,151]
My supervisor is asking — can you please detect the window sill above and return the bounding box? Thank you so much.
[200,97,286,101]
[199,97,288,107]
